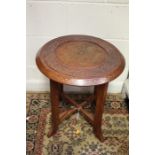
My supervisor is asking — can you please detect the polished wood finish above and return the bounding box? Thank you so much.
[36,35,125,86]
[94,83,108,141]
[47,80,60,137]
[59,108,77,123]
[36,35,125,142]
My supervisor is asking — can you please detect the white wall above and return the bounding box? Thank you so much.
[26,0,129,93]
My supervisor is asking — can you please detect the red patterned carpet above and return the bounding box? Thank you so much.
[26,92,129,155]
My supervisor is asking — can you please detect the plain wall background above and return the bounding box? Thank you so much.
[26,0,129,93]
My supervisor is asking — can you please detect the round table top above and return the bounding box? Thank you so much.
[36,35,125,86]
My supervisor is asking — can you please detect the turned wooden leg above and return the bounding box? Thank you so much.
[93,83,108,142]
[48,80,61,137]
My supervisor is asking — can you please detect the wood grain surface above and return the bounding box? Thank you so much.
[36,35,125,86]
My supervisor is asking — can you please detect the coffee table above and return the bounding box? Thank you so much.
[36,35,125,142]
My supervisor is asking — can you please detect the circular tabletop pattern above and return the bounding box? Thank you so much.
[36,35,125,86]
[56,41,106,68]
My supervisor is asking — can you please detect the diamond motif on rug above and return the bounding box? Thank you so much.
[26,93,129,155]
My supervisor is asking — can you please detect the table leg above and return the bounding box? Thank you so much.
[59,84,63,102]
[94,85,98,103]
[48,80,61,137]
[94,86,97,100]
[93,83,108,142]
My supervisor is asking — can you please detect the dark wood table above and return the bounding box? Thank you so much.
[36,35,125,142]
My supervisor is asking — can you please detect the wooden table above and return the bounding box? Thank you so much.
[36,35,125,142]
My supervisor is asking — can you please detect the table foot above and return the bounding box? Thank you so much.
[94,130,108,142]
[47,129,57,138]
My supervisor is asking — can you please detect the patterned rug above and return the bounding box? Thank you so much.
[26,92,129,155]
